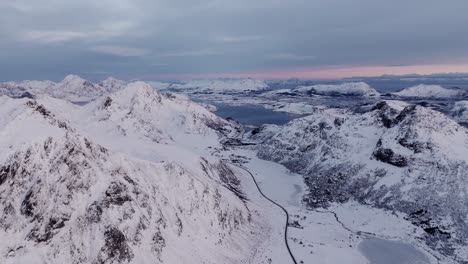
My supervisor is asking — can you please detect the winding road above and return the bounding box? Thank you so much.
[228,162,298,264]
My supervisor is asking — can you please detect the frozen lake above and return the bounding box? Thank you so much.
[358,237,430,264]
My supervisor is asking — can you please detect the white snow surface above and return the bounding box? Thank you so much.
[393,84,468,98]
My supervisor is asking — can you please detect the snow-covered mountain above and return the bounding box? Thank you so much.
[393,84,468,99]
[48,75,110,102]
[250,100,468,262]
[99,77,128,93]
[35,82,239,151]
[0,80,56,98]
[0,83,269,263]
[0,75,131,103]
[168,79,270,93]
[293,82,380,97]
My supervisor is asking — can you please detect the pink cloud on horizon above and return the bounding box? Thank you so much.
[143,63,468,80]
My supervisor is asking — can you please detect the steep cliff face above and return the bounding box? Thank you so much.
[251,100,468,261]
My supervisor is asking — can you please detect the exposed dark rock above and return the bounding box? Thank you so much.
[395,105,417,124]
[103,97,112,108]
[26,101,52,117]
[372,148,408,167]
[398,137,431,154]
[104,182,132,207]
[0,165,11,185]
[20,190,37,218]
[151,230,166,260]
[250,126,263,135]
[18,92,35,99]
[87,202,103,223]
[97,227,134,264]
[333,117,345,127]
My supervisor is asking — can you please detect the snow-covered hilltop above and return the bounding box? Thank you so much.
[0,82,273,263]
[294,82,380,97]
[393,84,468,99]
[250,100,468,262]
[168,79,270,93]
[265,82,380,97]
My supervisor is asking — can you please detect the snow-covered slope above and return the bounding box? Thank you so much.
[0,85,269,263]
[38,82,239,153]
[451,100,468,125]
[393,84,468,99]
[250,100,468,262]
[168,79,270,93]
[293,82,380,97]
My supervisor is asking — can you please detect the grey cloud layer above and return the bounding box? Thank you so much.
[1,0,468,81]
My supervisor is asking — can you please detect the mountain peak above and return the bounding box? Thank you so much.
[100,77,127,93]
[112,81,161,104]
[62,74,86,83]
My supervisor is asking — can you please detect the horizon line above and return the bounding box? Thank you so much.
[138,63,468,81]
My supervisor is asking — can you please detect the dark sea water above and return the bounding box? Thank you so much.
[213,103,302,126]
[189,78,468,127]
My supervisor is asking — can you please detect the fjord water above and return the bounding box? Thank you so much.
[358,237,430,264]
[213,103,302,126]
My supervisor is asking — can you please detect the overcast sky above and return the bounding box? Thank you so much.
[1,0,468,81]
